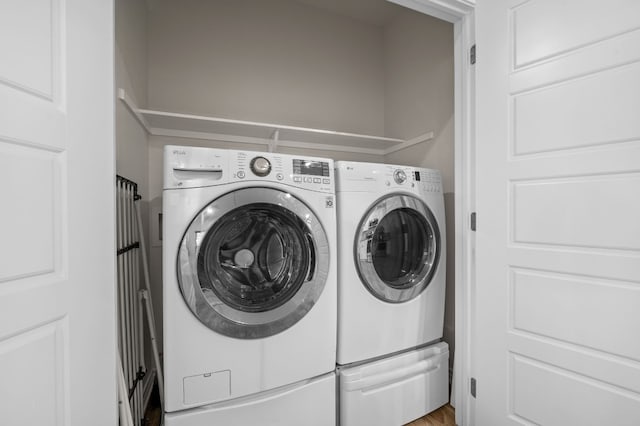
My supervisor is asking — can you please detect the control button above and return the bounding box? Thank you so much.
[276,173,284,181]
[250,156,271,177]
[393,169,407,184]
[237,171,245,179]
[323,179,330,184]
[293,176,302,182]
[385,181,390,186]
[313,177,321,183]
[304,177,313,183]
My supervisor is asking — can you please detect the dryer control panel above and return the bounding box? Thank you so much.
[413,169,443,193]
[164,145,334,193]
[335,161,442,194]
[381,166,442,194]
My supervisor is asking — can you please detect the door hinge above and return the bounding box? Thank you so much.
[470,212,477,231]
[470,377,477,398]
[470,44,476,65]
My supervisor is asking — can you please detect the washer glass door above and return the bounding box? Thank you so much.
[355,194,440,303]
[178,187,329,339]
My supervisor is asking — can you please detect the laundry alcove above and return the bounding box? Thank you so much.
[115,0,462,424]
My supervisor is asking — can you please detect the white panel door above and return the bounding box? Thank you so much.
[476,1,640,424]
[0,1,115,425]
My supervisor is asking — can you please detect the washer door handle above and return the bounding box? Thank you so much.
[305,233,316,282]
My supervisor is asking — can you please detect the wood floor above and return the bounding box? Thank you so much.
[143,397,455,426]
[406,404,456,425]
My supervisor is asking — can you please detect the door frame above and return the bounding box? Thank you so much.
[386,1,476,424]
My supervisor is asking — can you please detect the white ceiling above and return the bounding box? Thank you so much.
[291,0,404,27]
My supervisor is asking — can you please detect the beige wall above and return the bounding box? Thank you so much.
[116,0,147,107]
[383,8,454,193]
[147,0,386,135]
[116,0,149,196]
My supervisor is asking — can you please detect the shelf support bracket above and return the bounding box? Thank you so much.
[117,89,151,133]
[269,129,280,153]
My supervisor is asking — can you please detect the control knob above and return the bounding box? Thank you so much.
[393,169,407,184]
[250,156,271,177]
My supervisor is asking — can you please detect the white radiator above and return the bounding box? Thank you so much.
[116,175,147,425]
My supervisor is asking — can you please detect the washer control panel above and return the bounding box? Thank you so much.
[292,158,331,185]
[235,151,333,192]
[164,146,335,192]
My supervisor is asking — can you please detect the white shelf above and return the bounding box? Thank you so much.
[118,89,433,155]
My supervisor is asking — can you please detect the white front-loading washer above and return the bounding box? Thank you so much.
[162,146,337,422]
[335,161,447,365]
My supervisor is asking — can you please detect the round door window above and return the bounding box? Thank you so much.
[354,194,440,303]
[177,188,329,339]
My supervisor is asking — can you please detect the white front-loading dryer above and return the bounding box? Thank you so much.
[163,146,337,417]
[335,161,446,365]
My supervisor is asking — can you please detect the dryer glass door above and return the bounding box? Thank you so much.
[355,194,440,303]
[177,187,329,339]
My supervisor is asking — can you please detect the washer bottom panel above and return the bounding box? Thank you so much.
[339,342,449,426]
[165,372,335,426]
